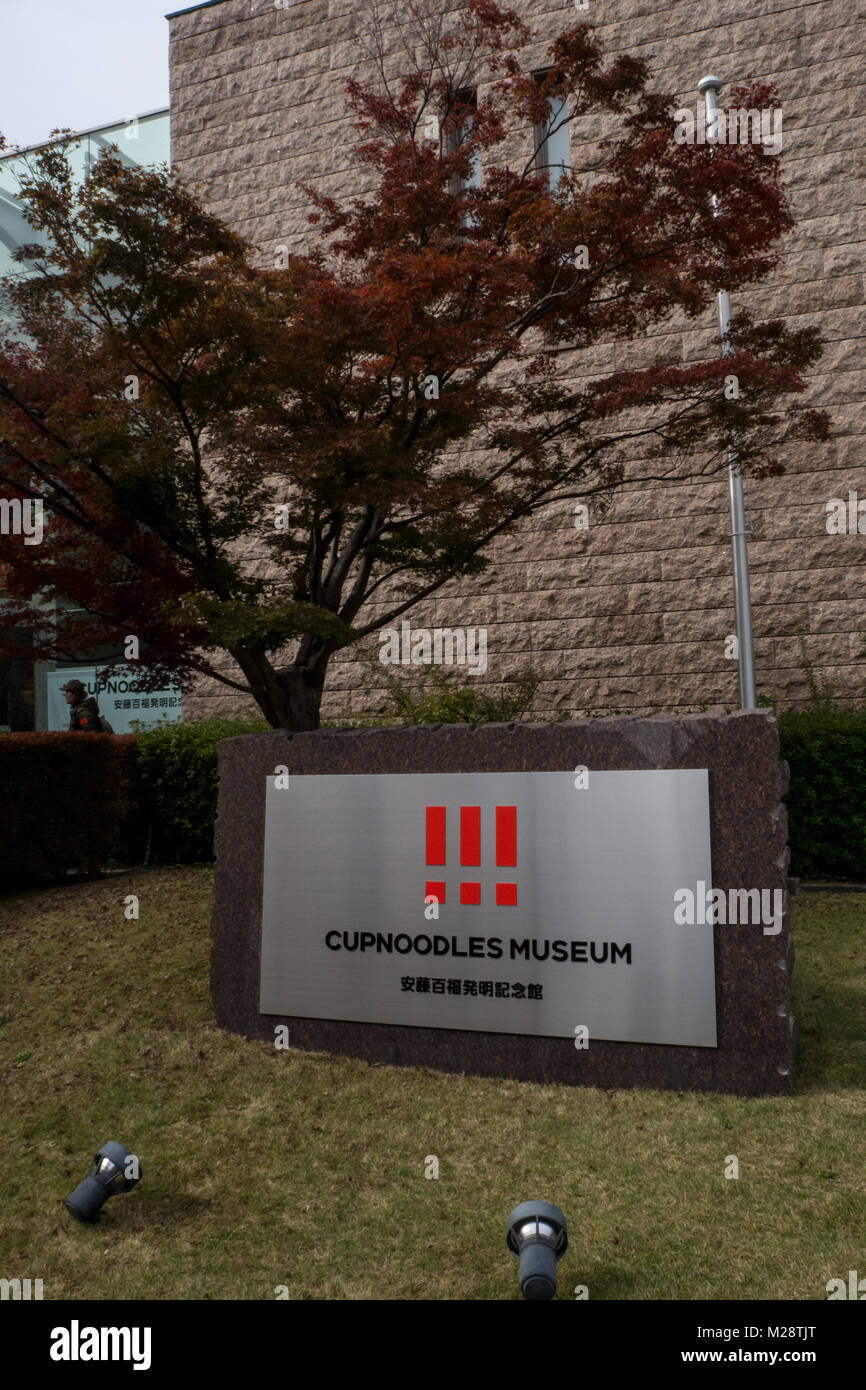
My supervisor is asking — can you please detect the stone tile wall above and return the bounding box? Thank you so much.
[169,0,866,721]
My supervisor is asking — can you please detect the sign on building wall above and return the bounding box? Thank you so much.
[46,665,182,734]
[260,770,716,1047]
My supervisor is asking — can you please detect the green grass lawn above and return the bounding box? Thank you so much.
[1,867,864,1300]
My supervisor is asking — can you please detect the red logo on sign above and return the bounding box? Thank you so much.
[424,805,517,906]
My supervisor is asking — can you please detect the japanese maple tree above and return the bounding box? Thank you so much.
[0,1,828,728]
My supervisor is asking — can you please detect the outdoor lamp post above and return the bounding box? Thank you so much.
[64,1141,141,1222]
[506,1200,568,1300]
[697,73,757,710]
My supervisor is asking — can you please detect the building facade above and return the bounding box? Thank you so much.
[164,4,865,717]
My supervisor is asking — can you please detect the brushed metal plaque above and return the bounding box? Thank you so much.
[260,770,716,1046]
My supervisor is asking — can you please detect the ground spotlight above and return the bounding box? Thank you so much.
[64,1142,141,1223]
[506,1200,568,1300]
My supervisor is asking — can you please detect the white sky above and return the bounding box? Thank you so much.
[0,0,175,149]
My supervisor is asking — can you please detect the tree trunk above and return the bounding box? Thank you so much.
[231,648,327,730]
[275,663,326,731]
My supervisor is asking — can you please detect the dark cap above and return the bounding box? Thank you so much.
[60,679,86,694]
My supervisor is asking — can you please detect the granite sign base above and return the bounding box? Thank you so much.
[211,712,796,1096]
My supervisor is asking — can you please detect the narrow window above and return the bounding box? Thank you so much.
[445,88,481,191]
[533,82,570,188]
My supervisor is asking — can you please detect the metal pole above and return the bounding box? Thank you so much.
[698,75,757,709]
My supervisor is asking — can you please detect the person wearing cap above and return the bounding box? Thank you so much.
[61,679,108,732]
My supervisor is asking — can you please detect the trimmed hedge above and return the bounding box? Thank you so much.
[132,715,268,864]
[778,708,866,880]
[0,733,138,889]
[2,708,864,887]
